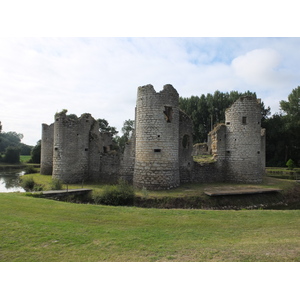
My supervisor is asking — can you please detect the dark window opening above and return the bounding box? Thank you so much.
[154,149,161,152]
[226,122,230,125]
[242,116,247,124]
[182,134,190,149]
[227,150,230,154]
[103,146,107,153]
[257,151,260,154]
[54,147,58,150]
[85,148,88,151]
[163,106,173,123]
[157,135,160,138]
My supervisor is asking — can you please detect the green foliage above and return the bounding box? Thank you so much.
[114,119,134,153]
[179,90,259,143]
[3,146,20,163]
[50,178,63,190]
[30,140,41,164]
[94,180,135,206]
[97,118,118,136]
[0,131,24,153]
[286,159,295,170]
[24,165,38,174]
[21,176,43,192]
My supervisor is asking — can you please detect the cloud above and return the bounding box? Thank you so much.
[1,37,300,145]
[231,48,282,88]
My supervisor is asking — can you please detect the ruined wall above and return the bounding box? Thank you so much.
[40,123,54,175]
[179,110,194,183]
[119,132,136,183]
[52,113,101,183]
[99,152,121,183]
[224,96,263,183]
[133,84,180,190]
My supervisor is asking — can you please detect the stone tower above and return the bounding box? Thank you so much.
[133,84,180,190]
[224,96,264,182]
[52,112,101,183]
[40,123,54,175]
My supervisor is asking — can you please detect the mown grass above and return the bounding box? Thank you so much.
[0,192,300,262]
[21,173,294,199]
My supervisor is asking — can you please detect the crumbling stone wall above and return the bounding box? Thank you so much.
[119,132,136,183]
[40,123,54,175]
[40,85,266,189]
[224,96,264,183]
[179,110,194,183]
[133,84,180,190]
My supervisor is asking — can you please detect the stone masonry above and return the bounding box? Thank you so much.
[40,84,266,189]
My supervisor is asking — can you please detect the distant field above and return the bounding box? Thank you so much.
[0,192,299,262]
[20,155,31,163]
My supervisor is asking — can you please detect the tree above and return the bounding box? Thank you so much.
[3,146,20,164]
[30,140,41,164]
[179,90,258,143]
[279,86,300,166]
[114,119,134,153]
[0,131,24,153]
[97,118,118,136]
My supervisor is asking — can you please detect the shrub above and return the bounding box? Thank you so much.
[3,146,20,163]
[94,180,135,206]
[24,165,37,174]
[50,178,63,190]
[286,159,295,170]
[21,177,43,192]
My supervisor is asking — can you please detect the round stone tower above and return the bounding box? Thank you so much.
[40,123,54,175]
[52,112,95,183]
[224,96,263,182]
[133,84,180,190]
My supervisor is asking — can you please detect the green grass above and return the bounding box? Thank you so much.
[20,155,31,163]
[0,192,299,262]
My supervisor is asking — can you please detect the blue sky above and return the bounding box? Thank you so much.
[0,1,299,147]
[1,36,300,145]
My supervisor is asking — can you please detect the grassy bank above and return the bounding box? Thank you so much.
[0,192,299,262]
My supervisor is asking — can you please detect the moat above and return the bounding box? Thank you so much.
[0,168,25,192]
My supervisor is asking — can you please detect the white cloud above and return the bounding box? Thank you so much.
[231,48,282,88]
[0,37,300,145]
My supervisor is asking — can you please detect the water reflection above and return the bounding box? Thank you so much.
[0,169,26,192]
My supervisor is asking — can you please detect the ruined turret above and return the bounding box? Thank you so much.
[133,84,180,190]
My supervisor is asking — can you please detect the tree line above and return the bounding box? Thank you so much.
[179,86,300,168]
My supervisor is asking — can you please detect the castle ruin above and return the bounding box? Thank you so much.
[40,84,266,190]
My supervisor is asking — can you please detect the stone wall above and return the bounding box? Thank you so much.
[133,84,180,190]
[99,152,121,183]
[40,123,54,175]
[179,110,194,183]
[40,85,265,189]
[224,96,264,183]
[119,133,136,183]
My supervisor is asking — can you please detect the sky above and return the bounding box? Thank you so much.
[1,36,299,145]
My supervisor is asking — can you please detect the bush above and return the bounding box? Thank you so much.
[50,178,63,190]
[286,159,295,170]
[24,165,37,174]
[94,180,135,206]
[3,146,20,163]
[21,177,43,192]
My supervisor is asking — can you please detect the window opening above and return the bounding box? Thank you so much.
[242,116,247,124]
[182,135,190,149]
[163,106,173,123]
[154,149,161,152]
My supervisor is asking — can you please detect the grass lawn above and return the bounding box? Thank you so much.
[1,191,299,262]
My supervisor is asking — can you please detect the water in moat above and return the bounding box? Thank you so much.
[0,168,26,192]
